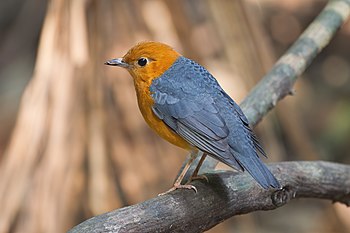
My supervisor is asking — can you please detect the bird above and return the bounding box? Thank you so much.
[105,41,280,194]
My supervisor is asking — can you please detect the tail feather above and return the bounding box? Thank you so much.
[232,149,280,189]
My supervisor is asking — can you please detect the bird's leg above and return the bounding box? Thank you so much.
[188,153,209,182]
[158,151,198,196]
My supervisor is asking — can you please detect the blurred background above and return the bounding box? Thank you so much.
[0,0,349,232]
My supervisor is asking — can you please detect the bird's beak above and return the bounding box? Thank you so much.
[104,58,129,68]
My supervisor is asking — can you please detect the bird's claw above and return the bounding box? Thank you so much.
[158,184,197,196]
[189,174,209,183]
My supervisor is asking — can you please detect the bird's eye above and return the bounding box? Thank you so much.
[137,57,148,67]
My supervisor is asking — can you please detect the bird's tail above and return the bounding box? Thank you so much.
[232,149,281,189]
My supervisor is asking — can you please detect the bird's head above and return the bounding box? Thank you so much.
[105,41,181,83]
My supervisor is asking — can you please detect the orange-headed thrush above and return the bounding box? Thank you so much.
[105,41,280,194]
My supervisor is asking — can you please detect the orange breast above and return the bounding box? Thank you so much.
[133,80,192,150]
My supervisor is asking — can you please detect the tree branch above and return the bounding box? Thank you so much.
[241,0,350,125]
[69,161,350,233]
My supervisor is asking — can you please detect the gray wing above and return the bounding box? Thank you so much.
[151,88,244,171]
[151,67,243,171]
[220,91,267,157]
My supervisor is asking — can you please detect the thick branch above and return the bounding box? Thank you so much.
[69,161,350,233]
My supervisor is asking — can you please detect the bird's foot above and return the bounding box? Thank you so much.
[158,184,197,196]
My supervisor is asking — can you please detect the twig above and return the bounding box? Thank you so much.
[68,161,350,233]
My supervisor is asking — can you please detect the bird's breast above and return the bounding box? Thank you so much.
[133,80,192,150]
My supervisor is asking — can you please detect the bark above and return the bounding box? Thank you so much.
[69,161,350,233]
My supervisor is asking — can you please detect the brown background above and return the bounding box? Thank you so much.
[0,0,349,232]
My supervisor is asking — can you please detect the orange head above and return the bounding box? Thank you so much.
[105,42,192,150]
[105,41,181,83]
